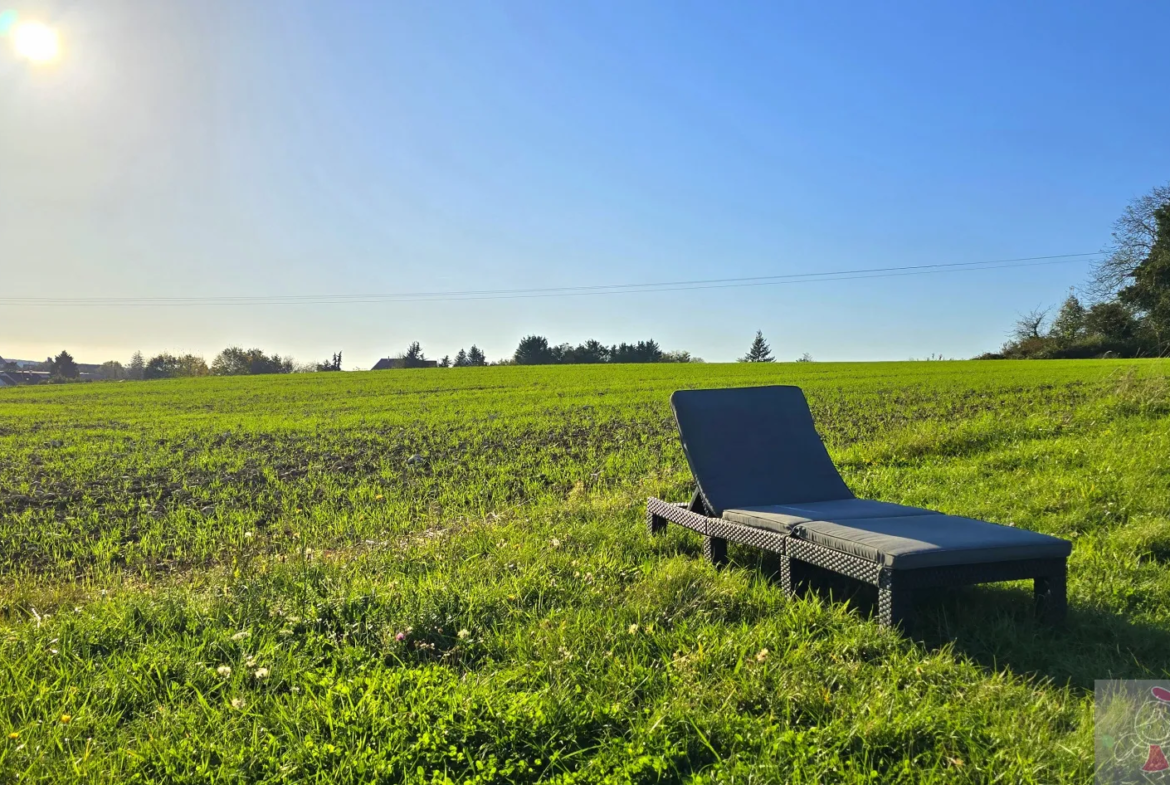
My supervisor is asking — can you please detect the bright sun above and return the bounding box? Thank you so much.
[13,21,60,64]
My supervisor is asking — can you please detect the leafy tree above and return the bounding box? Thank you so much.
[550,343,572,364]
[401,342,428,369]
[514,335,555,365]
[1010,308,1049,343]
[661,350,696,363]
[467,345,487,366]
[438,355,450,368]
[128,351,145,380]
[561,340,609,364]
[452,349,469,367]
[144,353,180,380]
[316,352,342,372]
[740,331,774,363]
[48,351,79,379]
[144,353,208,380]
[1091,183,1170,296]
[1085,301,1141,343]
[177,355,209,377]
[1049,292,1086,345]
[211,347,294,376]
[1119,204,1170,351]
[96,361,127,380]
[796,353,814,363]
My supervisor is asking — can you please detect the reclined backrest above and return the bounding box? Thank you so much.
[670,385,853,515]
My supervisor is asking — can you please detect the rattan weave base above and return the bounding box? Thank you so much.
[646,495,1068,632]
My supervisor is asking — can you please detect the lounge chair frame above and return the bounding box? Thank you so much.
[646,494,1067,631]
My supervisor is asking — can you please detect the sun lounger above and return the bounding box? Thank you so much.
[646,386,1071,630]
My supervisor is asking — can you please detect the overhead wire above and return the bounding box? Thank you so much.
[1,252,1103,307]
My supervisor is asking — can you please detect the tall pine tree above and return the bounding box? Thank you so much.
[740,331,774,362]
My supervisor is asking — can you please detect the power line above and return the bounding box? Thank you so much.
[2,252,1103,307]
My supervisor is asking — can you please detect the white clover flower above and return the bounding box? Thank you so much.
[253,668,270,679]
[216,665,232,677]
[457,629,470,640]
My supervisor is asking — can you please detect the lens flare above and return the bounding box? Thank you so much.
[13,21,60,63]
[0,10,18,36]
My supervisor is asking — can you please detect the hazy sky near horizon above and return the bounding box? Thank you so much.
[2,0,1169,368]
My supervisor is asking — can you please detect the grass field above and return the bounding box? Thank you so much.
[2,359,1169,783]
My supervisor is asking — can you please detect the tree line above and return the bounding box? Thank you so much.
[30,330,797,384]
[984,182,1170,359]
[509,336,700,365]
[379,337,706,367]
[29,347,324,382]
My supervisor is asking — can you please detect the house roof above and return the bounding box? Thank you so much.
[371,357,438,370]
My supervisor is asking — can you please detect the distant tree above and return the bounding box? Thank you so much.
[467,345,487,366]
[660,350,695,363]
[128,351,145,380]
[557,340,608,364]
[48,351,79,379]
[1090,183,1170,297]
[574,339,610,364]
[1049,292,1087,345]
[145,353,208,379]
[316,351,342,372]
[438,355,450,368]
[611,339,662,364]
[177,355,209,377]
[796,353,814,363]
[550,343,572,364]
[452,349,469,367]
[1085,301,1141,343]
[399,342,428,369]
[740,331,774,363]
[211,347,294,376]
[144,353,180,380]
[96,360,127,380]
[1,359,17,372]
[514,335,555,365]
[1010,308,1049,343]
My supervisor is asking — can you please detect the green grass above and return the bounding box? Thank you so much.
[1,359,1168,783]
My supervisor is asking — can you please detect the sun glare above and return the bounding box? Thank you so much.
[13,21,59,64]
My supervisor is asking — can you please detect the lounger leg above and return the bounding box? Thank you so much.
[704,536,728,568]
[781,555,811,596]
[878,571,913,632]
[1034,561,1067,627]
[646,507,667,537]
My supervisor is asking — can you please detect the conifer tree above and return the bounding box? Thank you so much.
[740,331,774,362]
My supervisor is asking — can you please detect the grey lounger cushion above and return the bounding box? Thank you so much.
[787,514,1073,569]
[671,386,853,515]
[724,499,936,534]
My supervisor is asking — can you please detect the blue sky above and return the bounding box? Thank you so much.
[2,0,1168,368]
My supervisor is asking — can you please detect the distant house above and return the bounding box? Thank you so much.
[371,358,438,370]
[0,370,46,386]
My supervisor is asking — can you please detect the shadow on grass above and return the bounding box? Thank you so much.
[729,545,1170,693]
